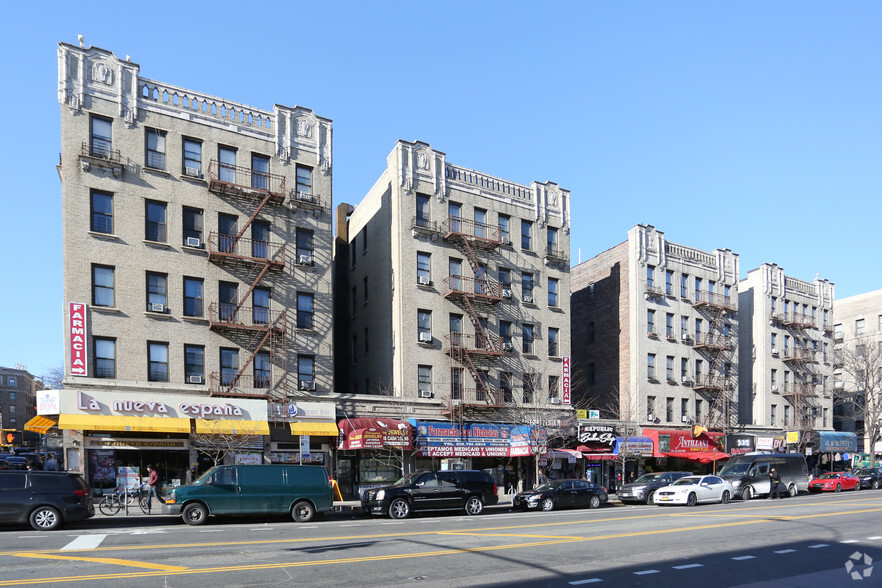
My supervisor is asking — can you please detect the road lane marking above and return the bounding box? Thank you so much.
[441,531,579,539]
[774,549,796,554]
[732,556,756,560]
[842,540,860,543]
[869,536,882,540]
[569,579,602,585]
[634,570,659,575]
[11,552,188,572]
[199,530,224,533]
[673,563,703,569]
[62,535,107,551]
[808,544,829,548]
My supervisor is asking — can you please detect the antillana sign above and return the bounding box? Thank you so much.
[69,302,88,376]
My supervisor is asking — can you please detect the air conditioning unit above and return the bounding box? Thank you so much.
[681,334,691,342]
[418,389,433,399]
[502,289,512,299]
[523,295,533,304]
[299,380,316,391]
[297,191,314,202]
[771,385,779,392]
[771,348,779,356]
[185,237,202,248]
[418,275,431,285]
[150,303,166,313]
[681,376,692,384]
[418,332,432,343]
[184,167,203,178]
[298,255,313,266]
[503,342,514,352]
[188,375,204,384]
[549,397,561,404]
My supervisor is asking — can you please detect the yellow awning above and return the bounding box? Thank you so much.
[58,414,191,433]
[290,421,339,436]
[25,416,57,434]
[195,419,269,435]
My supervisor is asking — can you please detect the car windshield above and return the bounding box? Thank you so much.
[718,462,750,476]
[533,481,562,491]
[190,469,216,486]
[671,477,701,486]
[633,474,662,484]
[854,469,874,476]
[817,473,839,479]
[393,472,427,487]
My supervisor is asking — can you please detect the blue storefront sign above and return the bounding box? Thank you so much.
[814,431,857,453]
[408,420,537,457]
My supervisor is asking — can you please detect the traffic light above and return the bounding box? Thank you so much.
[3,431,22,445]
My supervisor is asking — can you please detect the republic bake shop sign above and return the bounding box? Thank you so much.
[61,390,267,422]
[411,421,534,457]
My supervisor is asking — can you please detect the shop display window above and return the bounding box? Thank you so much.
[359,457,401,484]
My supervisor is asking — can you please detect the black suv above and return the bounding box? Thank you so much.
[362,470,499,519]
[617,471,693,504]
[0,471,94,530]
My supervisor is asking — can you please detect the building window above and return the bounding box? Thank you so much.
[588,321,595,344]
[771,369,777,389]
[414,194,431,228]
[587,363,596,385]
[499,267,512,291]
[681,316,689,339]
[218,281,238,321]
[90,115,113,158]
[695,318,703,340]
[451,367,463,399]
[350,240,357,268]
[145,200,167,242]
[498,214,510,244]
[146,272,168,312]
[770,405,777,426]
[182,137,202,175]
[666,356,675,381]
[548,375,560,401]
[681,358,689,380]
[500,321,513,348]
[647,309,656,335]
[296,228,314,265]
[784,405,791,427]
[522,272,534,302]
[521,220,532,250]
[218,213,237,254]
[183,277,203,317]
[251,220,270,259]
[646,265,654,289]
[666,398,674,422]
[90,190,113,234]
[220,348,239,387]
[501,372,514,403]
[351,335,358,364]
[666,313,674,338]
[145,128,166,170]
[522,324,535,354]
[184,345,204,383]
[251,153,270,190]
[834,323,843,339]
[666,270,674,295]
[418,309,432,342]
[695,399,704,422]
[694,277,702,302]
[254,351,271,388]
[8,381,16,391]
[523,373,536,403]
[448,202,462,231]
[646,396,656,420]
[695,359,704,380]
[362,276,369,304]
[298,355,315,387]
[350,286,358,317]
[147,342,169,382]
[418,365,432,397]
[449,314,463,347]
[94,338,115,378]
[364,327,369,354]
[474,208,487,239]
[548,278,559,307]
[360,227,368,253]
[417,252,431,285]
[218,146,237,183]
[253,287,270,325]
[182,207,203,246]
[295,165,313,199]
[680,274,689,298]
[547,227,559,257]
[291,292,313,329]
[548,328,559,357]
[92,265,114,307]
[681,398,689,422]
[647,354,656,380]
[856,318,866,336]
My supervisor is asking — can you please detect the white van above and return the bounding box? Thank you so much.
[719,453,809,499]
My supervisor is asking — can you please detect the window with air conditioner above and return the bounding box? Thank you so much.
[418,309,432,343]
[182,137,202,177]
[298,254,313,266]
[146,272,168,313]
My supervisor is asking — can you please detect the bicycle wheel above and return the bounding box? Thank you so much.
[138,495,150,514]
[98,497,121,516]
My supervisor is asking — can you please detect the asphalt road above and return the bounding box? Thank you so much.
[1,491,881,587]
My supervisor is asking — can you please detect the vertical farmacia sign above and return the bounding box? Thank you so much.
[69,302,88,376]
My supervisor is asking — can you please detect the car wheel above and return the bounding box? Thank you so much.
[29,506,61,531]
[646,491,656,505]
[589,495,601,509]
[873,480,881,490]
[720,491,730,504]
[854,482,861,492]
[742,486,753,501]
[292,501,315,522]
[464,496,484,516]
[835,484,842,492]
[540,497,555,511]
[182,503,208,526]
[788,484,798,498]
[687,493,698,507]
[388,498,411,519]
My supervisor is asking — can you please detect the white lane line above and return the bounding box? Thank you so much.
[19,535,47,539]
[380,522,404,525]
[61,534,107,551]
[249,528,275,531]
[199,529,224,533]
[673,564,703,569]
[732,556,756,561]
[869,536,882,540]
[808,544,829,549]
[842,540,860,543]
[569,579,603,585]
[774,549,796,554]
[300,526,318,529]
[339,524,362,527]
[634,570,659,575]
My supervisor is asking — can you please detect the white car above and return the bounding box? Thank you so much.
[654,475,734,506]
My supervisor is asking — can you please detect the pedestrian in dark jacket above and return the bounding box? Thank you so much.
[768,468,782,499]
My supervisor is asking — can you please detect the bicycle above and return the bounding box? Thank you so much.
[98,486,150,515]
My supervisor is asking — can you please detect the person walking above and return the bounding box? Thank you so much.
[768,467,782,499]
[145,465,165,513]
[44,454,59,471]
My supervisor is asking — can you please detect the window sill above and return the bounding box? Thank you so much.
[89,231,121,241]
[182,316,208,324]
[144,240,171,249]
[180,174,207,184]
[142,167,171,177]
[417,341,434,347]
[295,327,316,333]
[181,244,207,253]
[549,306,564,313]
[92,306,121,313]
[548,356,562,362]
[522,301,538,307]
[523,353,538,359]
[144,311,172,319]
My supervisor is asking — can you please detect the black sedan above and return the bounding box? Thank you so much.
[854,467,882,490]
[513,479,608,512]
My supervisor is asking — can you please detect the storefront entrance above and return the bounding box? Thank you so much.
[85,435,191,495]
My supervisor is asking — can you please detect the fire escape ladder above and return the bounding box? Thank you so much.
[459,236,494,298]
[226,326,275,394]
[227,263,272,320]
[233,192,274,242]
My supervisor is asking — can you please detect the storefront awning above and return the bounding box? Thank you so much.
[290,421,339,436]
[24,415,57,434]
[195,419,269,435]
[643,428,730,463]
[58,414,191,433]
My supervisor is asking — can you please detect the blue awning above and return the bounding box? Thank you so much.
[814,431,857,453]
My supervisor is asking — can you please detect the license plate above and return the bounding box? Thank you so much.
[660,496,670,501]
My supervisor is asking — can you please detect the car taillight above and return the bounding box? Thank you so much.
[492,483,497,495]
[328,475,333,487]
[74,489,89,496]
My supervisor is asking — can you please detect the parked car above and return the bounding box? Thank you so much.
[163,464,333,525]
[617,471,693,504]
[0,470,94,530]
[854,467,882,490]
[513,479,608,511]
[362,470,499,519]
[718,453,810,499]
[654,475,734,506]
[4,456,29,470]
[808,472,861,493]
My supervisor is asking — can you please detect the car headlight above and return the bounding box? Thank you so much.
[375,490,385,500]
[728,480,741,487]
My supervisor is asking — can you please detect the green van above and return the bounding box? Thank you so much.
[163,464,333,525]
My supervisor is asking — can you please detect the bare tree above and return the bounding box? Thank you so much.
[42,365,65,390]
[190,421,265,468]
[365,384,421,477]
[833,334,882,467]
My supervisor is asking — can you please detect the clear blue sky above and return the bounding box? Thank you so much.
[1,2,879,381]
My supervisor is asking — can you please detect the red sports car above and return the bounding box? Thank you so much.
[808,472,861,493]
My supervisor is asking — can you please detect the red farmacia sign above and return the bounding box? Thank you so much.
[69,302,88,376]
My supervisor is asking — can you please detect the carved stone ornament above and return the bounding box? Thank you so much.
[547,188,558,206]
[417,151,429,170]
[91,61,114,86]
[297,119,312,138]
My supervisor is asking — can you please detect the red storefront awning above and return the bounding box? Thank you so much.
[337,417,412,450]
[642,429,730,463]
